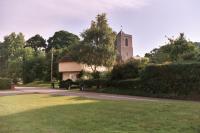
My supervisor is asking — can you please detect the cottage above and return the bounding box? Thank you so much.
[59,56,107,81]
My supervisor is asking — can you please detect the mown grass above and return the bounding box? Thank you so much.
[18,81,59,88]
[0,94,200,133]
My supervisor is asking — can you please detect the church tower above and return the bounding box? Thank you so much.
[116,30,133,62]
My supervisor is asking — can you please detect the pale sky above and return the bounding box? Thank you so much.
[1,0,200,56]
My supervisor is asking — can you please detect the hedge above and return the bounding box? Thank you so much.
[141,63,200,97]
[83,63,200,100]
[0,78,11,90]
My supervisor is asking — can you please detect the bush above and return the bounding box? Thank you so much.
[92,71,100,79]
[83,79,108,88]
[111,62,139,80]
[111,58,148,80]
[59,79,73,89]
[0,77,11,90]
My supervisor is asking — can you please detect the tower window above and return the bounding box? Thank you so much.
[125,38,128,46]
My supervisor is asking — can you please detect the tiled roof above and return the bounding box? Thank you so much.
[59,55,74,62]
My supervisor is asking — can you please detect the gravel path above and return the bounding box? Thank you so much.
[0,87,159,102]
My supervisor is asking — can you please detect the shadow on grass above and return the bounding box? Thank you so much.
[1,95,200,133]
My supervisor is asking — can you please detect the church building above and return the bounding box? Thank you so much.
[116,30,133,62]
[59,30,133,81]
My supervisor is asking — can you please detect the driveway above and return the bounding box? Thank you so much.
[0,87,158,102]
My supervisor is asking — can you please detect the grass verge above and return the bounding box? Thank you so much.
[0,94,200,133]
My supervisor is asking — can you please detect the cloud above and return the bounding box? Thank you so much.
[0,0,149,40]
[1,0,149,20]
[26,0,149,19]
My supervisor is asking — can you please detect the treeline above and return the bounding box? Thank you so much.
[0,13,117,84]
[0,31,80,83]
[145,33,200,63]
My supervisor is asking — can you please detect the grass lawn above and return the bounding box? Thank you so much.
[0,94,200,133]
[18,81,59,88]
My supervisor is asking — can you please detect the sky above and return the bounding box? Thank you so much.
[1,0,200,56]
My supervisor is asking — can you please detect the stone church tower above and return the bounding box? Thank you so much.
[116,30,133,62]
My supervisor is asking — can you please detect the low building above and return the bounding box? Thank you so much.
[59,56,107,81]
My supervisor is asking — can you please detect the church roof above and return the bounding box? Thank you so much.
[59,55,74,62]
[117,30,125,36]
[117,30,132,37]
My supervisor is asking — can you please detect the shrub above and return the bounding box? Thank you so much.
[0,77,11,90]
[83,79,108,88]
[59,79,73,89]
[92,71,100,79]
[111,61,139,80]
[111,58,148,80]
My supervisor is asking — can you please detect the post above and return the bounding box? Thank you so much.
[51,48,54,83]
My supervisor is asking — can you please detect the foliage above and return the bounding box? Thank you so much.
[140,63,200,97]
[0,77,11,90]
[47,30,80,52]
[111,58,148,80]
[70,13,116,72]
[23,52,48,83]
[84,63,200,100]
[0,33,26,82]
[145,33,200,63]
[26,34,47,52]
[59,79,73,89]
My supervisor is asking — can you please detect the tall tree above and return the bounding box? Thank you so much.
[26,34,46,52]
[70,13,116,72]
[1,32,26,82]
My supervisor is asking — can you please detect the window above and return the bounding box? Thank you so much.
[125,38,128,46]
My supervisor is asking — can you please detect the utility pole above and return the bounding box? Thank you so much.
[51,48,54,82]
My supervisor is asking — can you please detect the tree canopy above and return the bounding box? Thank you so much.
[145,33,200,63]
[0,32,26,82]
[47,30,80,52]
[26,34,47,52]
[70,13,116,72]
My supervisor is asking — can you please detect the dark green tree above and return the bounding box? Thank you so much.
[26,34,47,52]
[47,30,80,52]
[23,52,47,83]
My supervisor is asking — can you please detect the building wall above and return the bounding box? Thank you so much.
[59,62,108,81]
[59,62,83,72]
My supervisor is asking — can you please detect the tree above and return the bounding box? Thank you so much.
[26,34,46,52]
[0,42,7,76]
[111,58,149,80]
[45,31,80,81]
[1,32,26,82]
[70,13,116,72]
[47,30,80,52]
[145,33,199,63]
[23,52,47,83]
